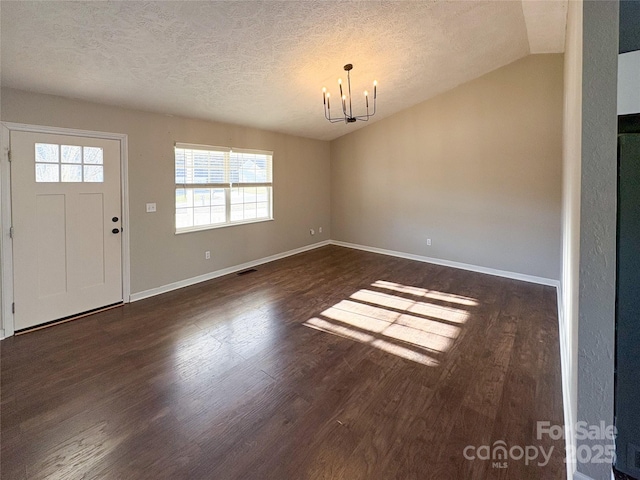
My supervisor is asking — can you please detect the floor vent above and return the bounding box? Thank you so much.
[236,268,257,276]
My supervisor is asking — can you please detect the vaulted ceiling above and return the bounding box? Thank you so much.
[1,1,567,141]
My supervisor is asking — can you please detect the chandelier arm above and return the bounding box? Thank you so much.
[325,107,345,123]
[324,98,345,123]
[324,105,333,122]
[326,112,345,123]
[347,69,353,119]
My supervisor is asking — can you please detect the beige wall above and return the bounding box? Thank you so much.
[1,88,331,295]
[331,54,563,280]
[1,55,564,299]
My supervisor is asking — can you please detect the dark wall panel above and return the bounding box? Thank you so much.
[620,0,640,53]
[615,130,640,478]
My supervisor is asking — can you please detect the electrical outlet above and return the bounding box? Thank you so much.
[146,203,157,213]
[310,229,315,235]
[427,238,432,246]
[319,227,323,233]
[205,251,211,260]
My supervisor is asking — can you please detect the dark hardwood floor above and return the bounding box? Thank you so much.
[0,245,565,479]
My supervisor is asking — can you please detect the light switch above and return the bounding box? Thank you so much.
[146,203,157,213]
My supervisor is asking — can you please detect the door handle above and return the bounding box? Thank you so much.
[112,228,121,234]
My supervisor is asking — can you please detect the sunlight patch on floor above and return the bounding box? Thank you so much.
[350,289,469,324]
[305,317,440,366]
[372,280,479,306]
[304,281,476,366]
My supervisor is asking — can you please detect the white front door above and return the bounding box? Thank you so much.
[11,131,123,330]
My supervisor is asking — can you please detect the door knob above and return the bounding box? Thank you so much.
[112,217,119,222]
[112,228,120,234]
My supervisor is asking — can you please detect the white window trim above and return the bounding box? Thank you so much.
[175,217,275,235]
[174,143,273,233]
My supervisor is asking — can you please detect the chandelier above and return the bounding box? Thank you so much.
[322,64,377,123]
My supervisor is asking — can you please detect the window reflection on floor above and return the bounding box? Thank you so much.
[304,280,477,366]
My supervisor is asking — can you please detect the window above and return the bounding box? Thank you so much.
[35,143,104,183]
[175,143,273,232]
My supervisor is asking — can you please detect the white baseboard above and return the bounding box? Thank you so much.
[130,240,331,302]
[133,238,560,309]
[557,284,577,480]
[329,240,560,288]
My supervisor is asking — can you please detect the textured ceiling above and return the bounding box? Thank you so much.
[0,1,567,141]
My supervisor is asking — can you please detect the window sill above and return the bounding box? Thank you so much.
[175,217,274,235]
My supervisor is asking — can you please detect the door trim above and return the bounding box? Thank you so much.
[0,122,131,338]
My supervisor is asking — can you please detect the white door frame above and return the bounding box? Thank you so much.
[0,122,131,338]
